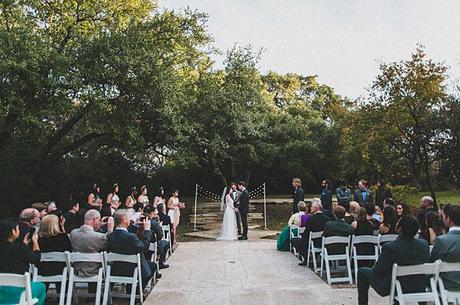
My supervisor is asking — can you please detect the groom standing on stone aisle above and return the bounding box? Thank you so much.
[230,182,242,235]
[237,181,249,240]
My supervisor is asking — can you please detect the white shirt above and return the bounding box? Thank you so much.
[449,226,460,232]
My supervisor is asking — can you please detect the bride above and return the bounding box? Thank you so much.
[217,187,238,241]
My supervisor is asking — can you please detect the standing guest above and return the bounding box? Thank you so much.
[291,178,305,214]
[143,206,170,269]
[0,219,46,305]
[354,180,373,206]
[167,188,184,243]
[124,187,138,219]
[106,183,121,210]
[107,210,159,287]
[137,185,150,206]
[87,184,102,210]
[425,211,446,245]
[320,179,333,217]
[379,206,398,235]
[375,179,393,209]
[357,215,429,305]
[294,200,330,266]
[430,204,460,291]
[336,179,352,209]
[323,206,353,254]
[17,208,40,243]
[396,202,411,219]
[63,202,80,233]
[70,210,113,281]
[417,196,437,241]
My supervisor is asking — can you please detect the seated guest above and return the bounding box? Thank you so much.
[350,201,360,219]
[340,201,355,224]
[107,210,159,287]
[430,204,460,291]
[300,202,313,227]
[131,202,144,224]
[32,202,48,220]
[0,219,46,305]
[63,202,80,233]
[379,206,398,235]
[323,206,353,254]
[288,201,307,226]
[357,215,429,305]
[70,210,114,276]
[157,203,173,243]
[17,208,40,243]
[143,206,170,269]
[417,196,437,240]
[45,202,57,214]
[37,215,72,280]
[396,202,411,219]
[364,203,380,232]
[383,198,396,209]
[48,209,67,233]
[425,211,446,245]
[352,207,375,267]
[293,200,330,266]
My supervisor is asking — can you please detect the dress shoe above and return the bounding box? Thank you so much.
[156,273,162,279]
[238,236,248,240]
[159,263,169,269]
[238,232,242,235]
[298,260,308,266]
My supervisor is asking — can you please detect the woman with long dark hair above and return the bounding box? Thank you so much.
[87,184,102,210]
[396,202,411,219]
[379,206,398,234]
[426,211,446,244]
[102,183,120,217]
[0,219,46,305]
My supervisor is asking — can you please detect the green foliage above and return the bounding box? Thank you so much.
[389,184,417,203]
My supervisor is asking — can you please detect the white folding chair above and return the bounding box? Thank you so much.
[102,252,143,305]
[66,252,104,305]
[0,272,38,305]
[378,234,398,254]
[351,235,379,281]
[306,231,323,273]
[320,236,353,285]
[162,225,172,257]
[388,262,440,305]
[32,251,68,305]
[289,225,304,256]
[437,261,460,305]
[146,242,158,288]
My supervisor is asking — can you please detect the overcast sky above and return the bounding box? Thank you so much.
[158,0,460,99]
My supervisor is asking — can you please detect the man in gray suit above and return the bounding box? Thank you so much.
[430,204,460,291]
[70,210,114,277]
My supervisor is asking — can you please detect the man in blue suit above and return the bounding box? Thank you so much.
[108,210,159,288]
[357,215,429,305]
[430,204,460,291]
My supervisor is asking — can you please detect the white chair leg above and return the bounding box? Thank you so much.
[320,252,324,278]
[346,256,353,284]
[129,280,137,305]
[59,269,67,305]
[102,272,110,305]
[66,271,74,305]
[325,257,331,285]
[306,243,311,267]
[95,270,103,305]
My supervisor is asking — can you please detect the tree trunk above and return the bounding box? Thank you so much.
[212,163,228,188]
[423,151,437,208]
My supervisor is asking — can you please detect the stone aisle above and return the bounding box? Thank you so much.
[144,240,386,305]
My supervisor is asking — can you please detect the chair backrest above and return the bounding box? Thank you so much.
[310,231,323,239]
[379,234,398,244]
[104,252,140,265]
[438,261,460,273]
[40,251,68,263]
[67,252,104,264]
[393,262,439,277]
[149,242,157,252]
[0,273,34,305]
[352,235,379,245]
[322,236,351,246]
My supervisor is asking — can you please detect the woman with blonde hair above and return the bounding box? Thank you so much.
[37,215,72,278]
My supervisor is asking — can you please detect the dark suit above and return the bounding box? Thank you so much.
[107,228,156,288]
[354,189,373,206]
[292,212,330,259]
[430,230,460,290]
[320,187,333,215]
[292,187,305,214]
[417,207,437,241]
[323,219,353,254]
[357,237,429,305]
[375,186,392,209]
[238,189,250,238]
[232,191,242,234]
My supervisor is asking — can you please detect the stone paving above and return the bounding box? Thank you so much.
[144,240,387,305]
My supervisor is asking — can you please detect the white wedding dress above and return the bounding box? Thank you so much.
[217,194,238,241]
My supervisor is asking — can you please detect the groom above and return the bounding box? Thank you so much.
[237,181,249,240]
[231,182,242,235]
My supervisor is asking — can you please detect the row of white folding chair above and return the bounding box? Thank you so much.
[438,261,460,305]
[146,242,158,289]
[320,236,353,285]
[306,231,323,273]
[351,235,379,281]
[0,272,38,305]
[32,252,68,305]
[289,225,304,256]
[162,225,172,258]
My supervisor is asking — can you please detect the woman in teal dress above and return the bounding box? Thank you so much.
[0,219,46,305]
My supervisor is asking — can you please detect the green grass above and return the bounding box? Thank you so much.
[405,191,460,207]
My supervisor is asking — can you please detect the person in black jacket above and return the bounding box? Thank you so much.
[323,206,353,254]
[320,179,333,217]
[416,196,437,241]
[237,181,250,240]
[375,179,393,209]
[291,178,305,214]
[108,210,159,288]
[357,215,429,305]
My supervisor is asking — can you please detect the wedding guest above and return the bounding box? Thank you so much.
[323,206,353,254]
[357,215,429,305]
[167,188,184,243]
[152,187,165,207]
[320,179,333,216]
[87,184,102,210]
[382,197,396,209]
[37,215,72,280]
[157,203,174,244]
[354,180,373,206]
[352,207,375,267]
[425,211,446,245]
[300,202,313,227]
[336,179,352,209]
[396,203,411,219]
[375,179,392,209]
[364,203,380,232]
[131,203,144,223]
[350,201,361,219]
[277,201,307,251]
[291,178,305,214]
[0,219,46,305]
[417,196,437,241]
[379,206,398,235]
[32,202,48,219]
[124,187,138,219]
[63,202,80,233]
[342,202,355,224]
[430,204,460,291]
[45,201,57,214]
[17,208,40,243]
[48,209,67,233]
[288,201,307,226]
[143,206,170,269]
[106,183,121,209]
[138,185,150,206]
